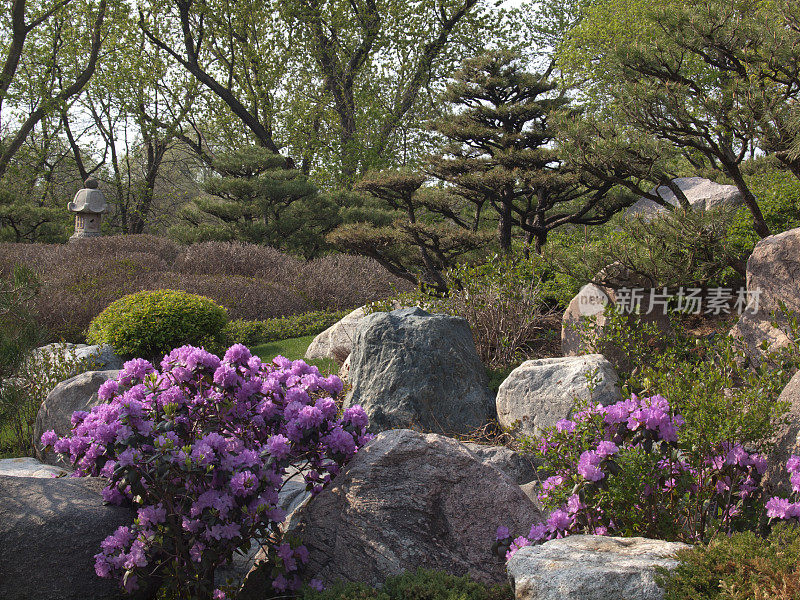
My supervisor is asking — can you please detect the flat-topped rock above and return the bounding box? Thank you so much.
[507,535,689,600]
[496,355,621,437]
[0,457,67,478]
[0,475,138,600]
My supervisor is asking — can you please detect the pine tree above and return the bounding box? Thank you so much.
[327,169,489,292]
[176,146,340,257]
[428,50,621,254]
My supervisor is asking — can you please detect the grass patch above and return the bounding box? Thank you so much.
[250,334,339,375]
[486,364,518,396]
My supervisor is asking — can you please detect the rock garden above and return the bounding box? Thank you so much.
[5,2,800,599]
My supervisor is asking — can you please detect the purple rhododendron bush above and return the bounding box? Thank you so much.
[495,394,772,560]
[41,343,370,600]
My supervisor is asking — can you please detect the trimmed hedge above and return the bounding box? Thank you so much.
[222,309,351,347]
[87,289,228,361]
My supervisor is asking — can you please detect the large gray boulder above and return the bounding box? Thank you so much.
[0,457,66,478]
[626,176,743,218]
[496,355,621,437]
[764,370,800,497]
[507,535,688,600]
[33,369,120,467]
[344,307,494,435]
[461,442,538,485]
[305,306,366,362]
[730,228,800,361]
[0,475,136,600]
[33,343,123,374]
[239,429,541,594]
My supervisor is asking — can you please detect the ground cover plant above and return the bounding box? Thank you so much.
[40,345,369,599]
[297,568,513,600]
[657,523,800,600]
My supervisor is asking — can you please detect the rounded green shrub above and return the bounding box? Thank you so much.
[87,289,228,361]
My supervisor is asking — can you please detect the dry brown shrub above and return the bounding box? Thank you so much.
[67,235,181,264]
[154,272,312,321]
[304,254,412,309]
[0,237,408,342]
[36,252,171,340]
[174,242,304,283]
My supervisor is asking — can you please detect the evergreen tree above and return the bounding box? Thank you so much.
[174,146,340,257]
[428,50,622,254]
[328,169,489,291]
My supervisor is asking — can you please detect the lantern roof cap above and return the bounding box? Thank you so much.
[68,178,106,213]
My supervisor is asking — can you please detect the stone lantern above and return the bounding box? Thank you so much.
[68,178,107,241]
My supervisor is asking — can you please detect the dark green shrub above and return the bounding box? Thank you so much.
[298,569,513,600]
[658,523,800,600]
[86,289,228,361]
[222,309,351,347]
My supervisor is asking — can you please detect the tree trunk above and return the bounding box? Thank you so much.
[498,191,513,253]
[726,162,770,238]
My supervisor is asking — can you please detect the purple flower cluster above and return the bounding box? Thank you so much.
[497,394,770,559]
[41,344,370,599]
[766,456,800,519]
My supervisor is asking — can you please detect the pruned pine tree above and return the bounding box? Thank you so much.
[181,146,339,257]
[428,50,623,255]
[328,170,489,292]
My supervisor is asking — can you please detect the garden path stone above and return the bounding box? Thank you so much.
[239,429,541,594]
[506,535,688,600]
[496,355,621,437]
[33,369,120,467]
[344,307,494,435]
[0,475,141,600]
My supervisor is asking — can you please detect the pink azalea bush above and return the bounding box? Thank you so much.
[766,456,800,520]
[495,394,769,561]
[40,344,370,600]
